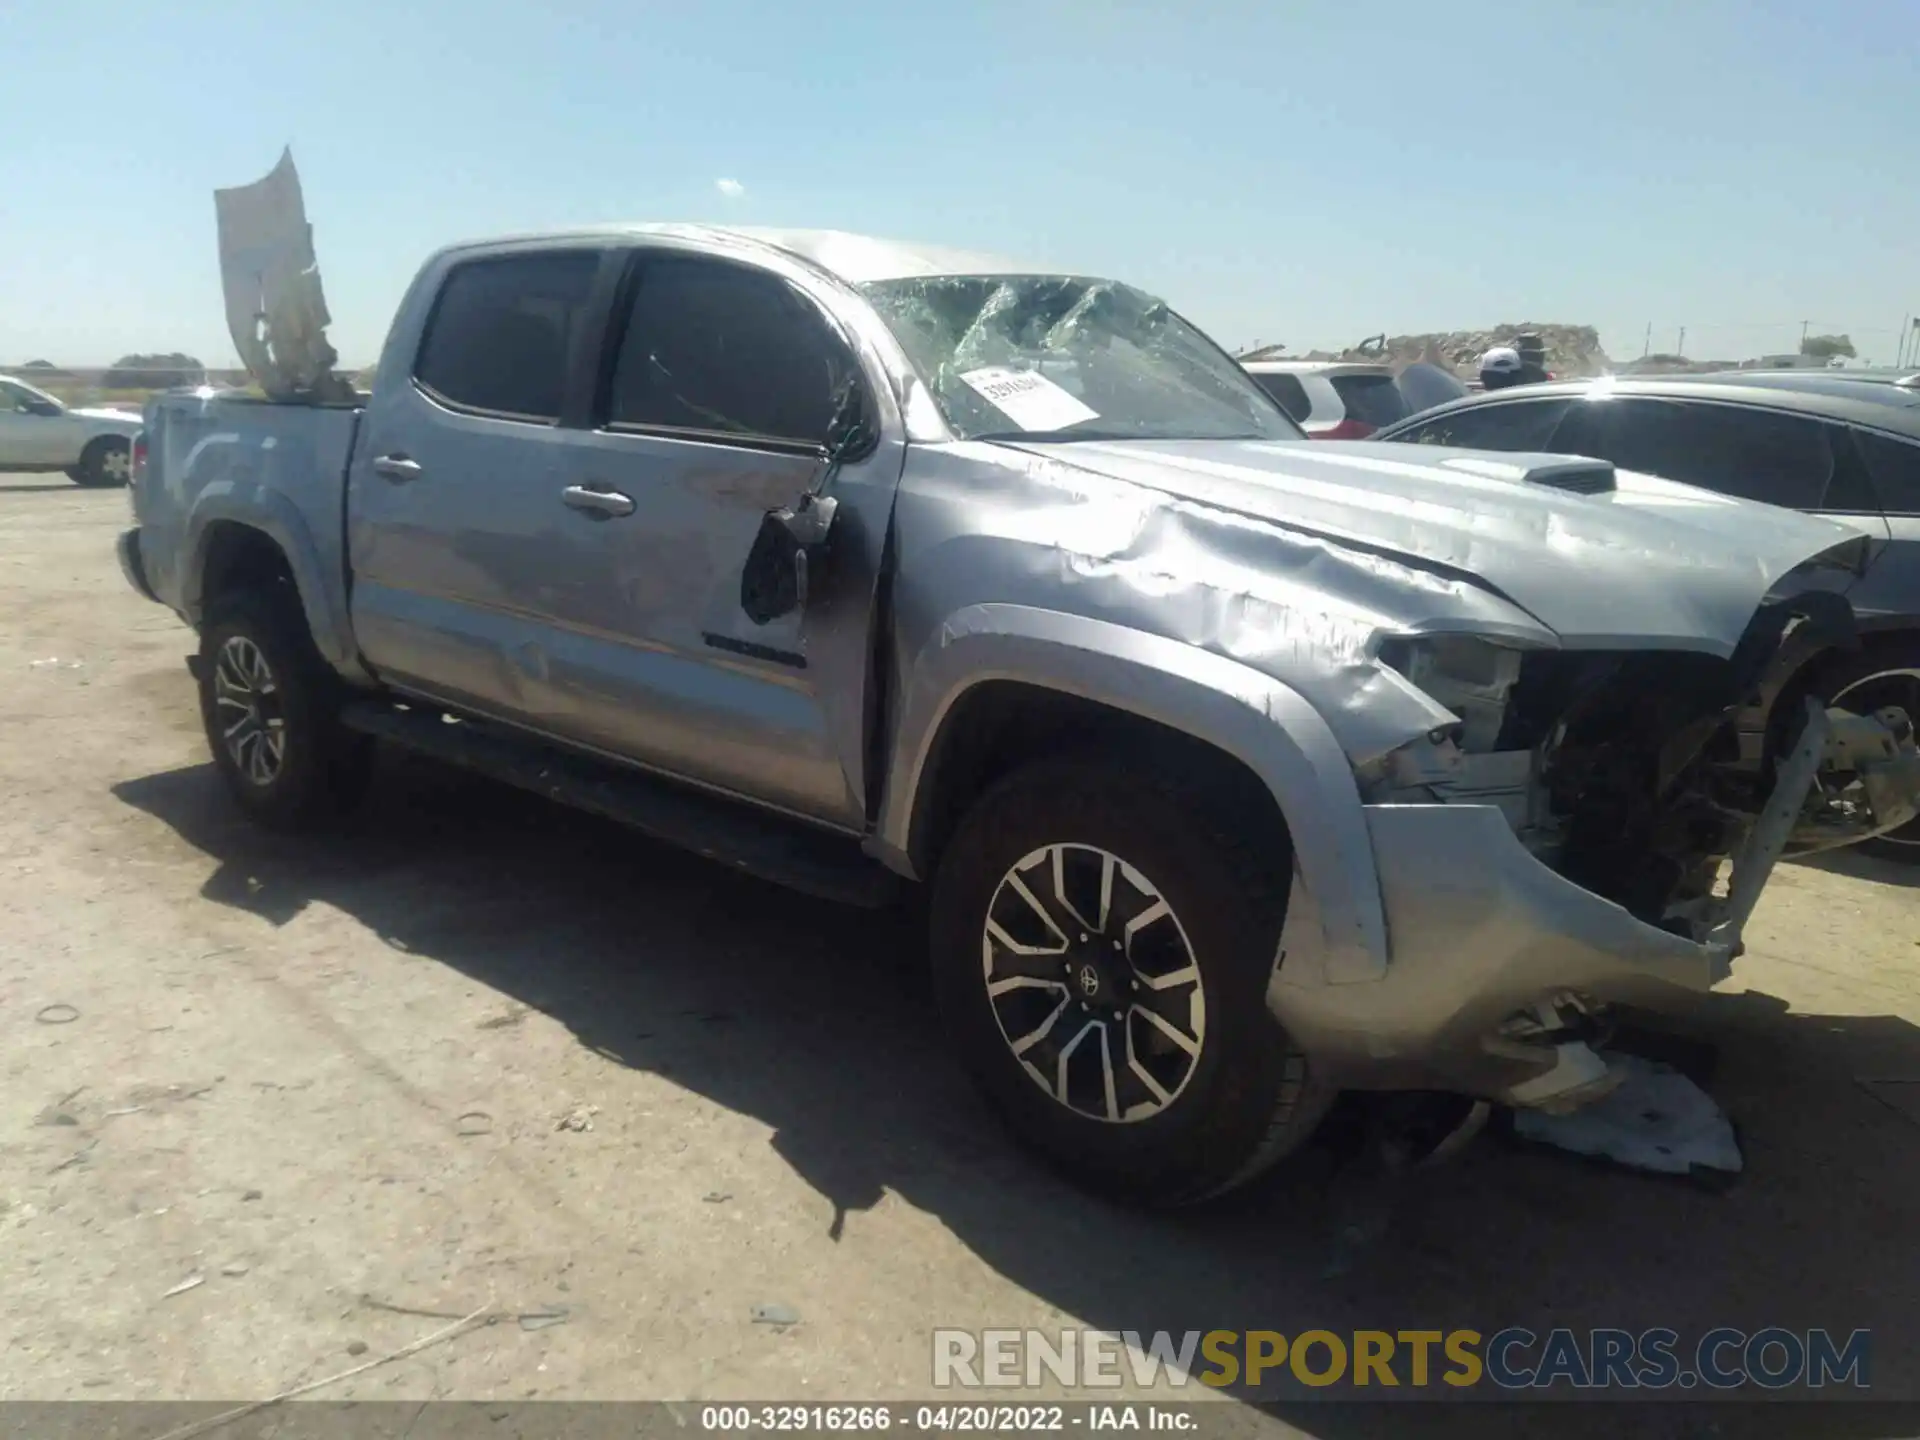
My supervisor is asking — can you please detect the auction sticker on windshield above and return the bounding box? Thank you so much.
[959,367,1100,432]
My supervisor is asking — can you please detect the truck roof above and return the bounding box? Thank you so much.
[439,224,1039,285]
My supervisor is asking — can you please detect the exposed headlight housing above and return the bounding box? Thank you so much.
[1377,634,1525,752]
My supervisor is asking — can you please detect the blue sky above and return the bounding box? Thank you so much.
[3,0,1915,368]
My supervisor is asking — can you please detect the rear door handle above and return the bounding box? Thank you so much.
[562,484,636,519]
[373,454,423,483]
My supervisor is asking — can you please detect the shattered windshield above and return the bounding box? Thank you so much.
[860,275,1302,443]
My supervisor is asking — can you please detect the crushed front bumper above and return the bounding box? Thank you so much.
[1273,699,1920,1108]
[1271,802,1727,1103]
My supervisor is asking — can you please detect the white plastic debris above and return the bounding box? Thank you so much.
[1512,1051,1742,1175]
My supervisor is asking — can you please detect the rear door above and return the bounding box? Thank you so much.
[1548,396,1887,599]
[1842,426,1920,625]
[1550,397,1886,518]
[528,248,887,826]
[347,245,612,718]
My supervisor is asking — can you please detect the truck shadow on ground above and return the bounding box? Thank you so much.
[116,756,1920,1439]
[1792,845,1920,890]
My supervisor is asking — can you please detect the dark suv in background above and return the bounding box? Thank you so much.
[1376,374,1920,862]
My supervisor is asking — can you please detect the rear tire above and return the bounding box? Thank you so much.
[1821,640,1920,865]
[197,590,373,831]
[71,436,131,488]
[929,755,1332,1206]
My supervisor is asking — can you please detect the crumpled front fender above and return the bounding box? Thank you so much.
[874,602,1398,983]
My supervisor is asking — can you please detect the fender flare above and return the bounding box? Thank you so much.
[875,602,1389,983]
[182,484,365,681]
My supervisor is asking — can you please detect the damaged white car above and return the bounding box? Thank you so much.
[120,157,1920,1203]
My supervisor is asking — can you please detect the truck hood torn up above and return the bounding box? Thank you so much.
[964,433,1918,958]
[988,435,1872,657]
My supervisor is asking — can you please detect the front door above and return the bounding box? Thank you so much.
[527,249,892,828]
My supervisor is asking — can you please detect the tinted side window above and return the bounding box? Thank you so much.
[1854,428,1920,514]
[1821,426,1883,513]
[1250,372,1310,421]
[609,256,855,446]
[1394,399,1570,451]
[1547,399,1613,458]
[1591,400,1832,509]
[414,252,599,421]
[1329,374,1408,428]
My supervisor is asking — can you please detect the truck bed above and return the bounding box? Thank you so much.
[134,392,364,641]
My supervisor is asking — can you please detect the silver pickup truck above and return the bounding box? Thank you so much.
[119,222,1920,1205]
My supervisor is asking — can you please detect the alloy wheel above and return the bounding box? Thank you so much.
[980,843,1207,1123]
[213,635,288,786]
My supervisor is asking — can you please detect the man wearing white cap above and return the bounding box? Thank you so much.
[1479,345,1526,390]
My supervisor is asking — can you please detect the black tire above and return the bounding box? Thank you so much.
[1820,640,1920,865]
[71,436,131,488]
[197,589,373,831]
[929,755,1332,1206]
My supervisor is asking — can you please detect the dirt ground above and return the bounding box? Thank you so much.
[4,471,1919,1436]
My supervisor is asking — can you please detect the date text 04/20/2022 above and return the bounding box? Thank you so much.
[699,1405,1193,1431]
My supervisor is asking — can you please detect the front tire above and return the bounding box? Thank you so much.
[929,756,1332,1206]
[197,591,373,831]
[71,436,131,488]
[1822,641,1920,864]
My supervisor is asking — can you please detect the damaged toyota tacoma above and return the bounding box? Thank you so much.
[117,172,1920,1204]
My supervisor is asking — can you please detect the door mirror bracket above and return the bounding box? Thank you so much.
[738,383,873,626]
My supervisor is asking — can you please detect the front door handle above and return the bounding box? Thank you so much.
[562,484,636,519]
[373,454,423,483]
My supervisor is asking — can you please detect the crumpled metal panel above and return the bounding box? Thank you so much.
[889,444,1488,763]
[998,438,1872,657]
[214,148,353,402]
[884,434,1876,768]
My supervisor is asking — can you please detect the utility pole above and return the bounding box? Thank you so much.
[1677,326,1686,357]
[1642,322,1652,359]
[1801,319,1810,350]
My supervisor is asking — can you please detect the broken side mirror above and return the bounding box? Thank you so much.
[738,383,874,626]
[741,491,840,626]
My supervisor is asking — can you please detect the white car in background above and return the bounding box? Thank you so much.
[0,374,142,486]
[1241,359,1467,440]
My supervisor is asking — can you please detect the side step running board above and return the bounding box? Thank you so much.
[339,701,906,909]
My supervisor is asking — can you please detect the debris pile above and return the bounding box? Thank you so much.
[1344,323,1611,377]
[1246,324,1614,378]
